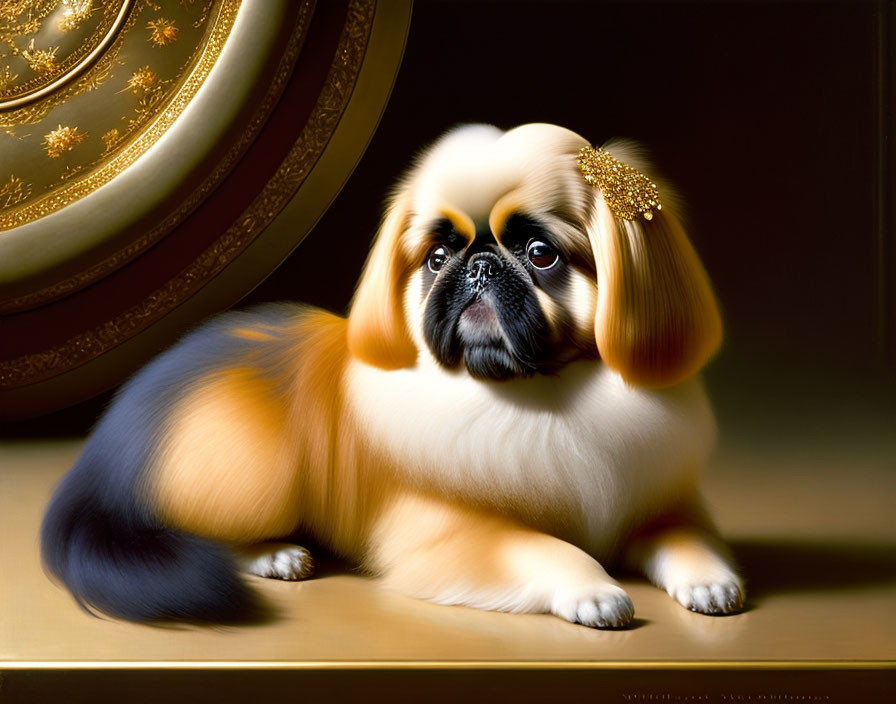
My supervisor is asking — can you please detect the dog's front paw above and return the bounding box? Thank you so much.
[240,543,314,581]
[629,527,746,616]
[671,578,744,615]
[552,583,635,629]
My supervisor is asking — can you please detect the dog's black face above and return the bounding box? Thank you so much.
[421,214,576,380]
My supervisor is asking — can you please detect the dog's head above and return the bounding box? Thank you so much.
[347,123,721,388]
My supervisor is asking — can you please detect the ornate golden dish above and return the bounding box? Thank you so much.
[1,0,260,301]
[0,0,412,418]
[0,0,132,108]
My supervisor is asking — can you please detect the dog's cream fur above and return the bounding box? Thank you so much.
[148,123,742,628]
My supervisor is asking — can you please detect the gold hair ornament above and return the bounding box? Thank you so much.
[576,146,662,221]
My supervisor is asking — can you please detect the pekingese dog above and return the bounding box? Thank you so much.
[42,123,744,628]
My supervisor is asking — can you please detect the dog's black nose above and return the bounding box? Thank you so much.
[467,252,503,290]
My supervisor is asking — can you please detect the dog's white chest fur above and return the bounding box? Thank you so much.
[348,358,716,558]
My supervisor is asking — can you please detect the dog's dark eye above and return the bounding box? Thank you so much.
[526,240,559,270]
[427,245,452,273]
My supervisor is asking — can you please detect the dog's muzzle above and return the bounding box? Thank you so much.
[466,252,504,292]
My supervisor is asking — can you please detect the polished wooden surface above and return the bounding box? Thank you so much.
[1,433,893,667]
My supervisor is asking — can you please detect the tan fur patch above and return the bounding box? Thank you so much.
[534,288,561,337]
[230,327,277,342]
[150,365,299,543]
[369,489,616,615]
[439,205,475,240]
[565,269,599,349]
[488,191,523,241]
[347,196,418,370]
[591,198,722,388]
[151,311,391,553]
[648,529,726,571]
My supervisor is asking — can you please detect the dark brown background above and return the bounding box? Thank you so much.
[7,0,894,441]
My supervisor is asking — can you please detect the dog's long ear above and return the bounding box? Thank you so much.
[347,192,417,369]
[586,144,722,388]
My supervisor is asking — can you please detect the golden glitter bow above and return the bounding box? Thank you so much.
[576,146,662,221]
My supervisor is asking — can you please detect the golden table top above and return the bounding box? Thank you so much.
[1,433,893,668]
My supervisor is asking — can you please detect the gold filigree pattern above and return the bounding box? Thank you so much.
[0,1,127,102]
[0,175,33,207]
[0,0,229,229]
[0,2,58,48]
[0,0,378,387]
[188,2,213,28]
[0,65,17,92]
[59,0,96,32]
[146,17,178,46]
[0,0,310,313]
[100,126,119,151]
[21,41,60,74]
[42,124,87,157]
[79,41,118,94]
[125,65,158,93]
[59,163,87,180]
[126,71,174,126]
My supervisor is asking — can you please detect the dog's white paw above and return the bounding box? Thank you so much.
[241,543,314,581]
[671,578,744,615]
[552,583,635,629]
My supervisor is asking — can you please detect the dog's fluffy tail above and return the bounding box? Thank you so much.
[40,456,260,624]
[39,308,308,623]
